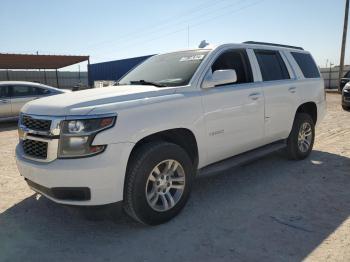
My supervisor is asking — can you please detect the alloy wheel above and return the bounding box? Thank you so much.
[145,159,186,212]
[297,122,312,153]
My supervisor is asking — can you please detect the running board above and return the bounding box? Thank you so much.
[198,140,286,176]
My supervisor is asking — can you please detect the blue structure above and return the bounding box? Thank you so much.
[88,55,154,86]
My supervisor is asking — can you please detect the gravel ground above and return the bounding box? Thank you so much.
[0,93,349,262]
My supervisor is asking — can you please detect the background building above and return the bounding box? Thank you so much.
[88,55,154,87]
[0,53,89,90]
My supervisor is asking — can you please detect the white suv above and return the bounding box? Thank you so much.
[16,42,326,225]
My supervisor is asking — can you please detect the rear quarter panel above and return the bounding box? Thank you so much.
[284,51,326,125]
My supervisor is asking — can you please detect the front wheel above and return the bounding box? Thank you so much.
[342,104,350,111]
[286,113,315,160]
[123,142,194,225]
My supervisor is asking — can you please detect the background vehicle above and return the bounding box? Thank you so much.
[339,71,350,92]
[342,82,350,110]
[0,81,70,121]
[16,42,326,225]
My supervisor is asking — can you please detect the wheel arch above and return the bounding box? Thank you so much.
[295,101,318,125]
[127,128,199,170]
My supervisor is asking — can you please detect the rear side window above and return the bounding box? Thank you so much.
[211,49,253,84]
[33,87,50,95]
[291,52,320,78]
[11,85,36,97]
[255,50,290,81]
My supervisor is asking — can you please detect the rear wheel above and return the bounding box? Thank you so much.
[286,113,315,160]
[123,142,194,225]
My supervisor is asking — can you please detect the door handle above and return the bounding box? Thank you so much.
[249,92,261,100]
[288,87,296,93]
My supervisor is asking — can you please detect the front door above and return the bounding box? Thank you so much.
[9,85,39,117]
[201,49,265,165]
[0,85,12,118]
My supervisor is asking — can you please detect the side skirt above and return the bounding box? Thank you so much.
[198,140,286,176]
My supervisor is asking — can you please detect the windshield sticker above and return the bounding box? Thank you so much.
[180,55,205,62]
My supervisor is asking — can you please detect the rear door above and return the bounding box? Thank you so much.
[9,85,40,116]
[0,85,12,118]
[253,49,300,143]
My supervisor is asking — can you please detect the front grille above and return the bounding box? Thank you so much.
[22,115,51,131]
[22,139,48,159]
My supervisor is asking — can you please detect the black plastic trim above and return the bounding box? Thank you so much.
[26,179,91,201]
[244,41,304,50]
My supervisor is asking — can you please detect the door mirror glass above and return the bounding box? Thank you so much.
[202,69,237,89]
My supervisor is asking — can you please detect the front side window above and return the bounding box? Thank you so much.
[118,50,210,87]
[11,85,35,97]
[291,52,320,79]
[211,50,253,84]
[255,50,290,81]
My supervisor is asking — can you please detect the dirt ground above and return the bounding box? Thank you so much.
[0,93,349,262]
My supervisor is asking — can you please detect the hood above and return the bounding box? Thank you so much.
[21,85,176,116]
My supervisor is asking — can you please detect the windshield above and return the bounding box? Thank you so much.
[118,50,210,87]
[344,71,350,78]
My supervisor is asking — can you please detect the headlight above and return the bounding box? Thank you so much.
[344,83,350,91]
[58,115,116,158]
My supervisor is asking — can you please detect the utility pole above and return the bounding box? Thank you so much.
[339,0,349,92]
[329,62,334,89]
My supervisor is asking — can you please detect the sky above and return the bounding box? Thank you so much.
[0,0,347,71]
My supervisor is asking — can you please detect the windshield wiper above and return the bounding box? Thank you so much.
[129,80,166,87]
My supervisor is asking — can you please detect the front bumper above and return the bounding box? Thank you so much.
[16,142,134,205]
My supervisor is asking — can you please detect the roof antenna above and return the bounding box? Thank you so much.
[198,40,209,48]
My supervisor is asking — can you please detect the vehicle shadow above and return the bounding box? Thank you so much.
[0,121,18,132]
[1,150,349,262]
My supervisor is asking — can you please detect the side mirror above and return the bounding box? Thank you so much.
[202,69,237,89]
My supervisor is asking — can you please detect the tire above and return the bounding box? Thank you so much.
[286,113,315,160]
[342,105,350,111]
[123,141,194,225]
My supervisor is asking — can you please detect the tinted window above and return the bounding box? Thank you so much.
[33,87,50,95]
[12,85,36,97]
[255,50,290,81]
[0,86,9,98]
[291,52,320,78]
[211,50,253,84]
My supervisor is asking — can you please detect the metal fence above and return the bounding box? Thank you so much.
[320,65,350,89]
[0,70,88,90]
[1,66,346,90]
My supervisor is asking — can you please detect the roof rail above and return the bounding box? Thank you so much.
[243,41,304,50]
